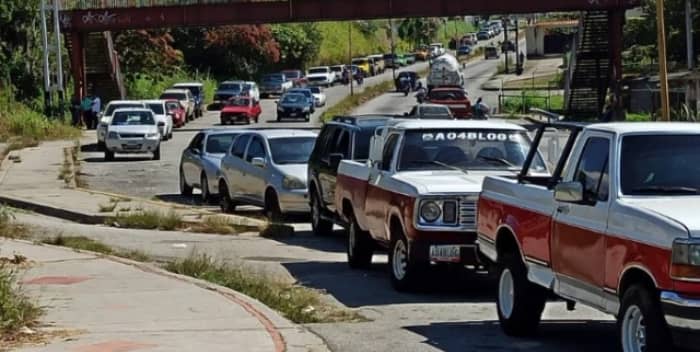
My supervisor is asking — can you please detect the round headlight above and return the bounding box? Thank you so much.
[420,201,441,222]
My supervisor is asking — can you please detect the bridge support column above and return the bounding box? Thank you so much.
[69,32,86,100]
[608,9,625,120]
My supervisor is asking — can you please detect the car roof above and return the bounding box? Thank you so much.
[173,82,203,87]
[242,129,317,139]
[330,115,393,129]
[282,93,306,98]
[112,107,152,113]
[141,99,165,104]
[587,122,700,135]
[391,119,526,131]
[221,80,245,84]
[162,89,189,94]
[431,87,464,91]
[107,100,144,105]
[418,103,451,109]
[202,129,243,136]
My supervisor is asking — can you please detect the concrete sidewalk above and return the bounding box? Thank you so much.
[481,56,564,91]
[2,239,328,352]
[0,140,264,227]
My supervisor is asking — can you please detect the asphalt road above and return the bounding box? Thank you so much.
[16,211,617,352]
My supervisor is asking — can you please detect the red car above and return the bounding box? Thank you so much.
[165,99,187,127]
[220,97,261,125]
[425,87,472,118]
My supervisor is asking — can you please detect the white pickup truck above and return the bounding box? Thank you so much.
[306,66,335,87]
[334,119,546,291]
[478,122,700,352]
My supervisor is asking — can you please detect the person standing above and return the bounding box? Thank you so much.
[90,93,101,130]
[70,95,81,126]
[81,94,93,130]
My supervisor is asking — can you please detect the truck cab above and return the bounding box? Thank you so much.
[335,119,544,291]
[478,122,700,352]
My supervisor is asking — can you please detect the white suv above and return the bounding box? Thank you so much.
[306,67,335,87]
[104,108,162,161]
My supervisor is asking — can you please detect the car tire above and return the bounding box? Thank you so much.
[277,115,282,122]
[97,141,106,152]
[347,216,374,269]
[496,254,547,337]
[304,113,310,122]
[200,173,211,204]
[180,168,193,196]
[104,150,114,162]
[618,285,670,352]
[264,189,283,222]
[310,191,333,236]
[219,181,236,213]
[388,229,423,292]
[153,147,161,161]
[246,117,251,125]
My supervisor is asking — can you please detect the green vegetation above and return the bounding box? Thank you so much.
[166,254,364,324]
[502,92,565,114]
[0,206,28,239]
[107,210,183,231]
[0,264,40,342]
[320,80,395,122]
[126,72,217,103]
[43,236,150,262]
[315,21,406,65]
[436,19,477,47]
[626,112,652,122]
[502,72,563,90]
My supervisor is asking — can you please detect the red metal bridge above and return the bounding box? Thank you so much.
[59,0,638,117]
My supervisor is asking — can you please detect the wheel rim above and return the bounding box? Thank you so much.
[392,239,408,281]
[498,268,515,319]
[622,305,646,352]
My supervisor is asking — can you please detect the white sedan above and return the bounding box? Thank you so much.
[142,100,173,140]
[104,108,162,161]
[309,86,326,107]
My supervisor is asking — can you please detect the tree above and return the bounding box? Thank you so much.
[114,29,183,79]
[398,18,440,49]
[0,0,44,102]
[271,23,321,70]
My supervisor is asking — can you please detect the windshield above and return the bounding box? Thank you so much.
[160,93,186,101]
[308,68,327,74]
[219,83,242,91]
[264,75,284,82]
[105,103,142,116]
[330,66,343,72]
[268,137,316,164]
[146,103,164,115]
[111,111,154,126]
[309,87,321,94]
[352,59,367,64]
[418,106,452,118]
[227,98,250,107]
[283,71,300,79]
[397,129,546,171]
[621,134,700,195]
[165,102,180,111]
[290,89,311,98]
[281,94,305,104]
[429,90,466,100]
[206,134,238,154]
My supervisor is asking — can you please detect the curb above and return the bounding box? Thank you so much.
[15,238,330,352]
[0,193,106,225]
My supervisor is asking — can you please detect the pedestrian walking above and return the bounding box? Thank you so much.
[90,92,101,130]
[81,94,93,130]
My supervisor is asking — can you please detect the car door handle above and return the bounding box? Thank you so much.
[556,205,570,214]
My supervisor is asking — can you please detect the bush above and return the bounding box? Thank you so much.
[0,265,40,337]
[0,89,81,144]
[125,71,217,103]
[108,210,183,231]
[502,93,564,114]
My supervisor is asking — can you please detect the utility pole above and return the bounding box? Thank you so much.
[390,19,396,82]
[503,18,509,74]
[40,0,51,117]
[656,0,671,121]
[39,0,65,118]
[687,0,695,70]
[53,0,65,113]
[348,22,354,96]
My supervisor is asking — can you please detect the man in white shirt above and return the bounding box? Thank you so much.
[90,93,101,130]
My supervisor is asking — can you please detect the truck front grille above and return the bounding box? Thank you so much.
[459,196,478,230]
[119,133,144,139]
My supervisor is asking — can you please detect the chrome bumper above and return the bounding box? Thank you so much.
[661,291,700,350]
[278,188,309,214]
[105,139,160,153]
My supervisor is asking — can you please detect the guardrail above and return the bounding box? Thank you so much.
[59,0,277,10]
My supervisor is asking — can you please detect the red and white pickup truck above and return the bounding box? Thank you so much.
[477,122,700,352]
[335,119,546,291]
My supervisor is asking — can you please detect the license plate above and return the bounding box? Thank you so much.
[429,245,461,263]
[290,112,297,117]
[123,144,141,150]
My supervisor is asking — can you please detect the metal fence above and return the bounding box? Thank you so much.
[60,0,279,10]
[498,90,562,115]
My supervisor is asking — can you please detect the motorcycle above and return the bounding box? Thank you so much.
[415,87,427,103]
[473,97,490,120]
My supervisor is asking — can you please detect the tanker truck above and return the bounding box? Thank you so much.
[427,53,464,91]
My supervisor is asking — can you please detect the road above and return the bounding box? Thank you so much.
[15,211,616,352]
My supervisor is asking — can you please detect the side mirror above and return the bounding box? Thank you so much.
[328,153,343,168]
[554,182,584,203]
[191,148,201,155]
[251,157,266,168]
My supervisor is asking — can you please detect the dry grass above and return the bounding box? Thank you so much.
[189,216,260,235]
[0,264,41,344]
[43,236,150,263]
[165,254,365,324]
[107,210,183,231]
[0,206,29,239]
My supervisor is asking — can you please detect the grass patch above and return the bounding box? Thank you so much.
[626,112,652,121]
[0,90,81,146]
[0,206,29,239]
[320,80,396,122]
[436,19,477,48]
[190,216,260,235]
[503,72,563,90]
[314,21,411,66]
[43,235,150,262]
[126,71,217,105]
[98,202,118,213]
[165,254,364,324]
[502,92,564,115]
[0,264,41,343]
[107,210,183,231]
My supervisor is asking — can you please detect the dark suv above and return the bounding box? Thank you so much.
[307,115,392,235]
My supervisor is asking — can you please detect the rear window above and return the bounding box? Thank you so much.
[308,68,328,74]
[429,90,466,100]
[263,75,284,82]
[283,71,301,79]
[160,93,186,100]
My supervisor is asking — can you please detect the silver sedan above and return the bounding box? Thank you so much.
[180,129,241,203]
[218,129,317,220]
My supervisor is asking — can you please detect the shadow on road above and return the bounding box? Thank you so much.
[403,320,617,352]
[283,260,497,308]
